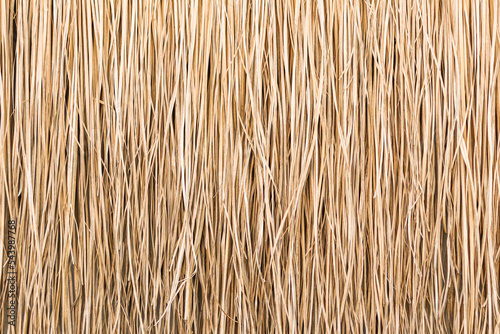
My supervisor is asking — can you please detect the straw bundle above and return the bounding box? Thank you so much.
[1,0,499,332]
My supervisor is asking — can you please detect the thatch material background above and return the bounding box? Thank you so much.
[1,0,500,332]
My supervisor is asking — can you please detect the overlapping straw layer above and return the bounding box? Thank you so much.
[1,0,500,332]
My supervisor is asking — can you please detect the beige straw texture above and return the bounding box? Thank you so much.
[1,0,500,333]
